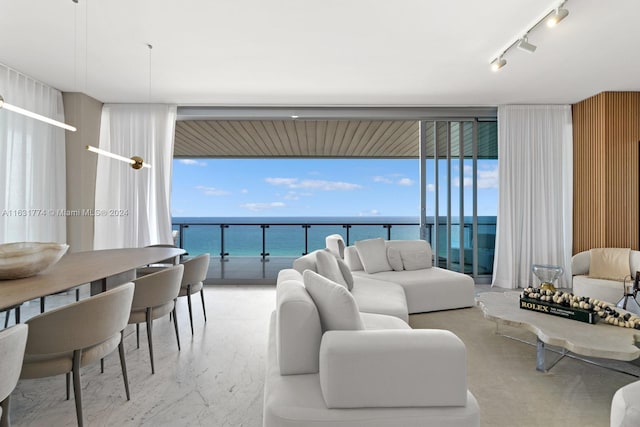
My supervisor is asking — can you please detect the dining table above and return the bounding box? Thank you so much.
[0,247,185,312]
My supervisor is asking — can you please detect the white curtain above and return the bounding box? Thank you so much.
[94,104,176,249]
[0,64,67,243]
[492,105,573,289]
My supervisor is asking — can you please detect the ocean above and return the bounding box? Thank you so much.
[171,216,497,264]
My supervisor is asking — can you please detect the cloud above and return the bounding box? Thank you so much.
[240,202,285,212]
[373,175,414,186]
[179,159,207,167]
[283,191,300,201]
[451,166,498,189]
[397,178,414,186]
[358,209,381,216]
[477,167,499,189]
[427,184,435,192]
[240,189,249,194]
[373,176,393,184]
[196,185,230,196]
[266,177,362,191]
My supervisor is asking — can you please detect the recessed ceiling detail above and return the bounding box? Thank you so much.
[174,120,419,158]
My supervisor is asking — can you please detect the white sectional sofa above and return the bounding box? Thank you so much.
[571,248,640,304]
[343,238,475,313]
[263,264,480,427]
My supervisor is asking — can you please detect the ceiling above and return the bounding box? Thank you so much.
[1,0,639,107]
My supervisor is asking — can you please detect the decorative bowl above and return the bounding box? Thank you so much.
[0,242,69,280]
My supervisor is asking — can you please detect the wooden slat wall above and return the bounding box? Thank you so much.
[573,92,640,253]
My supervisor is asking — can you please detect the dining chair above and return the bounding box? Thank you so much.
[0,324,28,427]
[20,282,135,427]
[130,264,184,374]
[136,244,181,277]
[178,254,210,335]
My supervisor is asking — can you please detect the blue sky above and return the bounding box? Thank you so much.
[171,158,498,217]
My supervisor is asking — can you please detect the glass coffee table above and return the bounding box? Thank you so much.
[476,292,640,375]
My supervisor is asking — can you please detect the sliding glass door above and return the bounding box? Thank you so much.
[420,120,497,280]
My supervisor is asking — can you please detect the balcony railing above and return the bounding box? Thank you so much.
[172,218,496,276]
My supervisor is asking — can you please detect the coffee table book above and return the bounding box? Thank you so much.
[519,296,599,324]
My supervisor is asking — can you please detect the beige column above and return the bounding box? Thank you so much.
[61,92,103,252]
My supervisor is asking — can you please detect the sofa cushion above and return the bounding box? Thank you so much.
[303,270,364,331]
[276,278,322,375]
[316,250,348,288]
[354,268,474,314]
[355,238,392,274]
[292,250,321,274]
[401,249,431,271]
[387,240,433,270]
[344,246,364,271]
[387,247,404,271]
[360,312,411,330]
[589,248,630,281]
[351,277,408,322]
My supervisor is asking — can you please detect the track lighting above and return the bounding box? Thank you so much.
[547,7,569,27]
[517,36,537,53]
[0,95,77,132]
[489,1,569,70]
[491,57,507,72]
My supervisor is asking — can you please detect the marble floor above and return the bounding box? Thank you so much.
[9,285,274,427]
[6,284,640,427]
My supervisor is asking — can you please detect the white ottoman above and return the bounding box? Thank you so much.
[611,380,640,426]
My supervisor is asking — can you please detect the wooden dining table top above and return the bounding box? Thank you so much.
[0,247,185,311]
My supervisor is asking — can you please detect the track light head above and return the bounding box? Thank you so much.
[491,57,507,72]
[517,36,537,53]
[547,7,569,27]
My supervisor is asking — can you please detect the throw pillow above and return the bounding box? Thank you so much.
[303,270,364,331]
[315,249,348,288]
[589,248,630,281]
[336,257,354,291]
[325,234,346,259]
[401,248,431,271]
[387,246,404,271]
[355,238,392,274]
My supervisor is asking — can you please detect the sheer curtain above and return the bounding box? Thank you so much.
[93,104,176,249]
[492,105,573,289]
[0,64,67,243]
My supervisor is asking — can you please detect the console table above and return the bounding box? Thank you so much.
[0,247,185,311]
[476,291,640,375]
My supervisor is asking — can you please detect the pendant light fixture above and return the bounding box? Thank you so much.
[0,96,77,131]
[86,43,153,170]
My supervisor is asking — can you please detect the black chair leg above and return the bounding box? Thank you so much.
[66,372,70,400]
[146,308,155,374]
[40,297,45,313]
[75,288,80,301]
[118,331,130,400]
[72,350,84,427]
[100,358,104,374]
[186,284,194,335]
[136,323,140,349]
[15,307,19,324]
[172,301,181,351]
[4,310,8,328]
[200,288,207,322]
